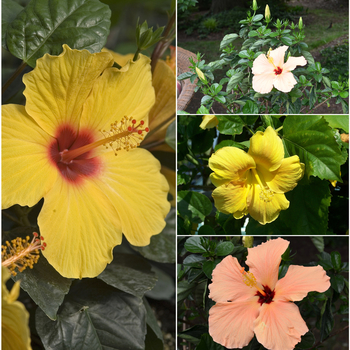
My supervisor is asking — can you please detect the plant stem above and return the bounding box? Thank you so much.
[245,125,255,135]
[2,61,27,94]
[307,96,332,114]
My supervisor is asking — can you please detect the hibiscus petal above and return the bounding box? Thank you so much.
[246,238,289,289]
[248,183,290,224]
[262,156,305,193]
[254,301,309,350]
[209,300,260,349]
[38,175,123,279]
[269,45,288,68]
[252,53,275,75]
[209,255,257,303]
[283,56,307,72]
[23,44,114,137]
[212,182,250,217]
[80,54,155,133]
[275,265,330,302]
[249,126,284,172]
[144,60,176,150]
[252,73,275,94]
[200,115,219,129]
[2,104,57,209]
[209,146,256,187]
[95,148,170,246]
[273,71,297,92]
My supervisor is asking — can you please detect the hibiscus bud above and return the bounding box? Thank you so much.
[252,0,258,11]
[265,5,271,21]
[242,236,254,248]
[196,67,207,83]
[177,81,182,98]
[299,17,303,30]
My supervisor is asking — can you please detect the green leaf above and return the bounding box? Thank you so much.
[220,33,238,50]
[281,35,293,46]
[184,236,206,253]
[227,71,244,91]
[7,228,71,321]
[196,333,226,350]
[97,253,157,298]
[331,251,342,271]
[323,116,349,133]
[145,266,174,301]
[310,237,324,252]
[242,100,258,114]
[198,225,216,235]
[132,208,175,263]
[283,116,345,181]
[143,298,163,350]
[6,0,111,67]
[197,105,210,114]
[301,50,315,64]
[295,331,315,349]
[320,297,334,341]
[216,241,234,256]
[202,260,219,279]
[331,274,345,293]
[178,191,212,223]
[178,325,208,345]
[216,116,244,135]
[281,177,331,235]
[165,121,176,150]
[2,0,23,49]
[252,14,263,22]
[36,279,147,350]
[177,280,196,304]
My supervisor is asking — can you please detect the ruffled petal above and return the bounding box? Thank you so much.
[80,54,155,133]
[254,301,308,350]
[2,104,57,209]
[200,115,219,129]
[273,71,297,93]
[246,238,290,289]
[212,182,250,217]
[38,175,123,279]
[93,148,170,246]
[144,60,176,150]
[275,265,330,302]
[252,73,275,94]
[283,56,307,72]
[161,166,176,206]
[270,45,288,68]
[209,146,256,187]
[209,255,257,303]
[252,54,275,75]
[248,182,290,224]
[23,44,114,137]
[249,126,284,172]
[263,156,305,193]
[209,300,260,349]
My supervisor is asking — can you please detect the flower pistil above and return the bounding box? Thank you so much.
[240,267,266,296]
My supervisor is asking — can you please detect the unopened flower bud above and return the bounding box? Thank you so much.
[299,17,303,30]
[265,5,271,20]
[196,67,207,83]
[242,236,254,248]
[252,0,258,11]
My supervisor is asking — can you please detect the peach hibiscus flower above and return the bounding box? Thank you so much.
[209,126,304,224]
[252,46,307,94]
[209,238,330,350]
[2,45,170,278]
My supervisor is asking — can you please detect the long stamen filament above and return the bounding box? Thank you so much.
[60,118,149,163]
[252,168,265,189]
[240,267,266,296]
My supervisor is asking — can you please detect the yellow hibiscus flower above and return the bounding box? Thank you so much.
[2,45,171,278]
[2,266,32,350]
[209,126,304,224]
[200,115,219,129]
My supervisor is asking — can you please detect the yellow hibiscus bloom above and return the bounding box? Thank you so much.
[200,115,219,129]
[2,45,170,278]
[2,266,32,350]
[209,126,304,224]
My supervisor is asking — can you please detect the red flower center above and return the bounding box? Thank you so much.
[48,125,101,184]
[256,285,275,305]
[274,67,283,75]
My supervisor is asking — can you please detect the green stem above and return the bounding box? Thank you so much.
[245,125,255,135]
[2,61,28,94]
[133,49,141,62]
[275,126,283,132]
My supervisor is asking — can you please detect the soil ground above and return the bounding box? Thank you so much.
[178,0,349,114]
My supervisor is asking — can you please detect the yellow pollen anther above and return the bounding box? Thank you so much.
[251,168,274,203]
[1,233,46,276]
[266,48,277,69]
[240,267,266,296]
